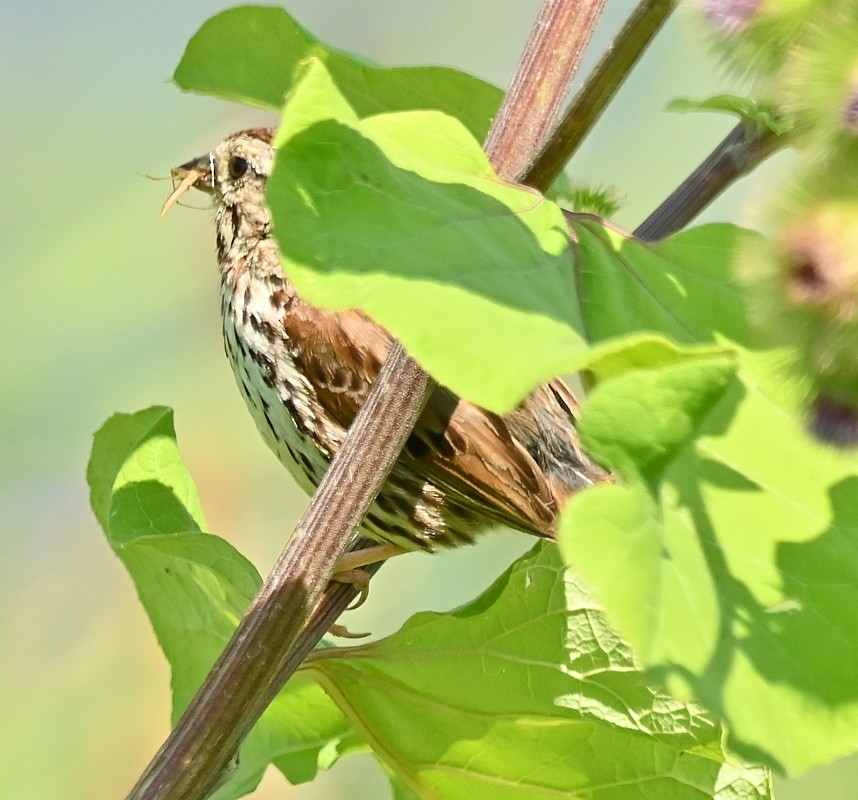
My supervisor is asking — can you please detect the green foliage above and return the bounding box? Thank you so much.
[306,543,770,800]
[666,94,791,136]
[87,409,362,799]
[267,58,586,411]
[562,220,858,773]
[90,2,858,798]
[173,4,501,141]
[86,411,769,798]
[573,222,760,346]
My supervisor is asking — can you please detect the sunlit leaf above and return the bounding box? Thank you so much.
[562,221,858,774]
[87,408,360,797]
[267,59,588,412]
[173,5,501,140]
[306,543,771,800]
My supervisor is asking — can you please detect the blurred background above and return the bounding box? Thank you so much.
[2,1,853,797]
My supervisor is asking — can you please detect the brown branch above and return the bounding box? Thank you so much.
[125,1,608,798]
[525,0,677,189]
[127,346,432,800]
[484,0,607,182]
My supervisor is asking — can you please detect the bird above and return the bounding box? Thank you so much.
[162,127,607,558]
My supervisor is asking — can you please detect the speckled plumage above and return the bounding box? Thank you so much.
[170,128,607,551]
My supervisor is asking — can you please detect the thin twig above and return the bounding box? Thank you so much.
[125,2,608,798]
[525,0,677,189]
[635,121,782,240]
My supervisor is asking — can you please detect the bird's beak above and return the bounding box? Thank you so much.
[160,153,216,217]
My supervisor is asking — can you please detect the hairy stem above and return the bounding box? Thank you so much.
[126,2,607,798]
[485,0,607,181]
[127,347,431,800]
[525,0,678,189]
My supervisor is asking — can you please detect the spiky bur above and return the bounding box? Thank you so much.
[739,154,858,446]
[547,175,622,217]
[692,0,818,80]
[699,1,858,446]
[699,0,764,36]
[692,0,858,148]
[778,5,858,152]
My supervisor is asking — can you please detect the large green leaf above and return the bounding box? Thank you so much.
[562,220,858,774]
[267,59,587,412]
[573,221,760,347]
[305,543,771,800]
[173,5,501,141]
[87,408,361,797]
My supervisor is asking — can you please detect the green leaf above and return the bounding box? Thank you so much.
[305,543,771,800]
[87,406,206,534]
[580,354,737,485]
[573,221,760,347]
[87,408,358,796]
[666,94,792,136]
[562,221,858,774]
[268,59,587,412]
[173,5,501,141]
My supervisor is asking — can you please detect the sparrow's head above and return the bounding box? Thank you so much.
[162,128,276,256]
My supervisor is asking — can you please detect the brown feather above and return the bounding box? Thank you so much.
[170,127,608,551]
[285,301,587,536]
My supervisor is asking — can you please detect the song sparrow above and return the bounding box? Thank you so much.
[163,128,606,551]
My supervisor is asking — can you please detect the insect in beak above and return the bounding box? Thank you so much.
[160,152,215,217]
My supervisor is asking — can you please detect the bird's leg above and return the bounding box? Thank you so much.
[327,543,409,638]
[332,542,409,607]
[334,542,409,575]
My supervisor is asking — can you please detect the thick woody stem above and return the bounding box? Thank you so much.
[524,0,677,188]
[485,0,607,181]
[125,2,606,798]
[128,349,431,800]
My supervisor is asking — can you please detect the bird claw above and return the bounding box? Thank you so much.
[325,543,410,636]
[327,623,371,639]
[331,567,371,609]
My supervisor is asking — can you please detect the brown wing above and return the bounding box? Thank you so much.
[284,301,562,536]
[285,304,387,430]
[505,378,609,501]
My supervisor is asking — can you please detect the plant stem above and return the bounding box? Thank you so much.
[525,0,677,189]
[127,347,432,800]
[635,121,782,240]
[125,2,607,798]
[485,0,607,182]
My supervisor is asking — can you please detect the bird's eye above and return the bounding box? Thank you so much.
[228,155,249,179]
